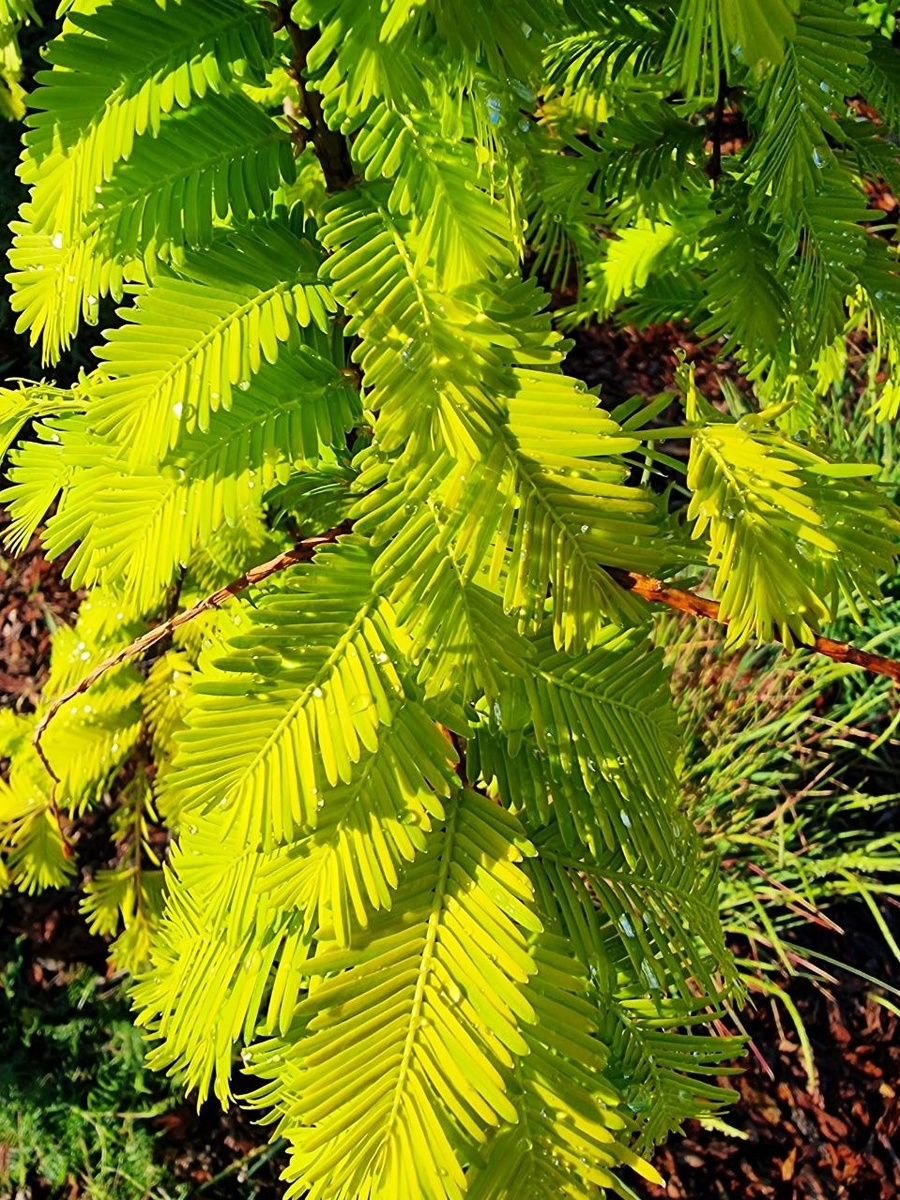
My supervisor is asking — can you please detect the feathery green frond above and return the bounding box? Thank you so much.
[685,374,900,646]
[136,699,454,1097]
[249,789,540,1200]
[132,814,309,1102]
[529,851,741,1151]
[748,1,870,213]
[10,0,275,360]
[667,0,798,97]
[82,863,166,972]
[143,650,194,765]
[0,713,74,894]
[530,832,732,1001]
[8,92,296,344]
[255,700,458,948]
[697,208,790,366]
[87,218,337,461]
[38,591,145,805]
[0,382,79,461]
[466,931,662,1200]
[545,7,669,101]
[351,101,519,288]
[44,353,358,613]
[360,470,531,701]
[162,539,408,847]
[2,415,77,554]
[600,996,742,1152]
[0,0,34,121]
[473,626,679,854]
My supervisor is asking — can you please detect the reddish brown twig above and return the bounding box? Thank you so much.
[32,525,350,783]
[607,567,900,685]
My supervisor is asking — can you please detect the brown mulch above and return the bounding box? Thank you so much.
[0,519,81,713]
[638,909,900,1200]
[566,320,750,408]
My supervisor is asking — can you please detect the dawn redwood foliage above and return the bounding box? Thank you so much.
[1,1,900,1196]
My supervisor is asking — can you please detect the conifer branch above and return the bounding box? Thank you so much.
[607,567,900,684]
[32,524,351,783]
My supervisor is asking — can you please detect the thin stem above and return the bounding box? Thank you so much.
[607,567,900,684]
[33,523,350,782]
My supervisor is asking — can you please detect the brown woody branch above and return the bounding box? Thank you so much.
[275,2,355,193]
[32,524,350,783]
[607,567,900,685]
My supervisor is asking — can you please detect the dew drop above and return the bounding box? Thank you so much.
[618,914,636,938]
[51,232,63,249]
[172,401,184,418]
